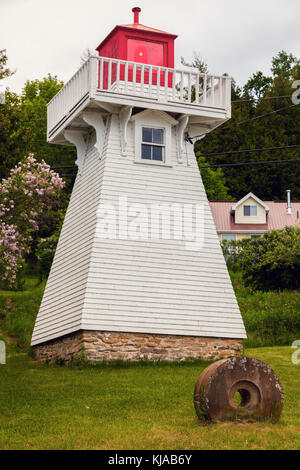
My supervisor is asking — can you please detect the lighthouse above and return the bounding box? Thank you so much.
[32,8,246,362]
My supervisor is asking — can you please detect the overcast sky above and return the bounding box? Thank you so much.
[1,0,300,93]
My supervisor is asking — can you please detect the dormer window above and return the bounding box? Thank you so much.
[243,205,258,217]
[141,127,165,162]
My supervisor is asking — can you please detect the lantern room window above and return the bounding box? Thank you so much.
[127,39,164,66]
[141,127,165,162]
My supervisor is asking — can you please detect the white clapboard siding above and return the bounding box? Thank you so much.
[31,112,246,346]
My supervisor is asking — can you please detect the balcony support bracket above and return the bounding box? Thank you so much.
[82,112,105,155]
[64,130,87,173]
[120,106,133,155]
[176,114,189,163]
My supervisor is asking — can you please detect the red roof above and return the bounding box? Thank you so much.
[120,23,177,37]
[209,201,300,232]
[96,23,177,52]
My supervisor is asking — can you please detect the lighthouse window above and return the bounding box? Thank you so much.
[141,127,165,162]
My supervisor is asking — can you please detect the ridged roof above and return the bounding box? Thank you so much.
[209,201,300,231]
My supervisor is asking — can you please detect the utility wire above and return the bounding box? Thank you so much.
[197,144,300,158]
[221,103,298,131]
[192,103,299,140]
[232,95,291,103]
[198,157,300,169]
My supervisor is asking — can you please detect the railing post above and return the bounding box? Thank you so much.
[180,71,184,101]
[225,76,232,115]
[203,75,207,105]
[195,73,199,104]
[108,59,112,90]
[89,56,97,97]
[157,67,161,99]
[141,64,145,96]
[149,66,153,97]
[125,62,129,93]
[219,77,223,108]
[99,58,104,91]
[116,60,120,92]
[172,70,176,101]
[164,69,168,100]
[133,63,136,94]
[187,72,192,103]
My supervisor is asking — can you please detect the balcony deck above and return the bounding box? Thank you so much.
[47,56,231,144]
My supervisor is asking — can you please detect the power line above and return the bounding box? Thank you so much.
[197,144,300,158]
[198,157,300,169]
[221,103,298,131]
[193,103,299,140]
[232,95,291,103]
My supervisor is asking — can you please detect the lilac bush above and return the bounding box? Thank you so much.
[0,154,65,288]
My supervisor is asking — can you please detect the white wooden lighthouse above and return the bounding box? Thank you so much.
[32,8,246,362]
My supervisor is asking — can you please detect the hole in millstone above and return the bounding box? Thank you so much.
[234,389,251,407]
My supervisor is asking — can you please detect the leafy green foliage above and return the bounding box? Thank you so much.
[35,209,66,279]
[231,270,300,348]
[0,49,14,80]
[195,50,300,200]
[197,155,231,200]
[227,227,300,290]
[21,75,77,181]
[0,155,65,287]
[0,72,77,188]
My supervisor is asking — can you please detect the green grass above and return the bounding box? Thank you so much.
[0,346,299,450]
[0,273,300,449]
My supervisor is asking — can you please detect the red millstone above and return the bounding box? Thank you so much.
[194,356,284,422]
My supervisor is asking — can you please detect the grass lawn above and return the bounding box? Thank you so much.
[0,346,299,450]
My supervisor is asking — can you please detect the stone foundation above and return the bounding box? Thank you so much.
[33,330,243,363]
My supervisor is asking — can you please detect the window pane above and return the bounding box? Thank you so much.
[243,205,250,216]
[153,128,164,144]
[142,128,153,143]
[127,39,164,66]
[244,205,257,216]
[141,144,151,159]
[152,146,163,161]
[221,234,236,241]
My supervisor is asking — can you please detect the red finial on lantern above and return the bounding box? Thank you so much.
[132,7,141,24]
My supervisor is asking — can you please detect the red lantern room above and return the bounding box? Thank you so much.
[96,7,177,68]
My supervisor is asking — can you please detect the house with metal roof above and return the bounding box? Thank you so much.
[210,191,300,243]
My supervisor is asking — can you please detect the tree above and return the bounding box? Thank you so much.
[196,155,231,200]
[0,91,34,180]
[0,49,15,80]
[243,71,272,100]
[21,75,77,176]
[195,51,300,200]
[0,155,65,288]
[181,53,231,200]
[271,51,299,79]
[236,227,300,290]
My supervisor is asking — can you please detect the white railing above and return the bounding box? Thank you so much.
[47,55,231,137]
[47,60,90,137]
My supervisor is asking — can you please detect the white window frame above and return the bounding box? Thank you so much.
[243,205,258,217]
[141,127,165,162]
[133,114,172,166]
